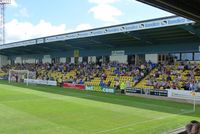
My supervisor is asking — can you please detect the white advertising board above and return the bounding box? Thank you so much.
[167,89,200,100]
[24,79,57,86]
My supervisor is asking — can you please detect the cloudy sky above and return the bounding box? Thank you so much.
[5,0,174,43]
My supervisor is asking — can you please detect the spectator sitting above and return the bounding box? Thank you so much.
[133,75,140,83]
[67,76,74,83]
[99,80,106,88]
[79,79,84,85]
[114,80,120,90]
[107,80,111,87]
[166,75,172,81]
[126,80,131,88]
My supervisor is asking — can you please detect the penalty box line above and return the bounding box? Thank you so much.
[92,110,194,134]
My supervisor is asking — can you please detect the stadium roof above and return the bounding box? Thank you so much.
[0,16,200,56]
[137,0,200,23]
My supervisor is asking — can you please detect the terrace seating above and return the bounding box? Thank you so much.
[0,62,154,89]
[0,70,7,78]
[135,62,200,90]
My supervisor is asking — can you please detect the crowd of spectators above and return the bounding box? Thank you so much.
[2,61,200,91]
[145,62,200,91]
[0,61,155,88]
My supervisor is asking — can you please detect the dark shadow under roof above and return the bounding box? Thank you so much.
[137,0,200,23]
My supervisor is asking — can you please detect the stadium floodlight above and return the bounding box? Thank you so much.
[0,0,11,45]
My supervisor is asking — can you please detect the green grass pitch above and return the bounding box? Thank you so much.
[0,81,199,134]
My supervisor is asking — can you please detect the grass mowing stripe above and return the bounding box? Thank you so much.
[0,81,200,134]
[0,103,81,134]
[91,110,194,134]
[0,83,193,113]
[1,85,157,133]
[0,84,189,118]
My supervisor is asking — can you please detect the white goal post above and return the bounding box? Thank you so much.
[8,70,30,86]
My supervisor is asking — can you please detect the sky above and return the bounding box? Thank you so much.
[5,0,174,43]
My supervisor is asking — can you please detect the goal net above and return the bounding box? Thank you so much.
[8,70,35,86]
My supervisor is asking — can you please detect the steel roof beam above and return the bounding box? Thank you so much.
[65,40,90,50]
[179,25,200,38]
[88,37,114,48]
[124,32,154,44]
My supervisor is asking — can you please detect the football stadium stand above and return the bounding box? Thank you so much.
[0,61,155,87]
[1,16,200,95]
[1,1,200,133]
[1,14,200,134]
[1,61,200,93]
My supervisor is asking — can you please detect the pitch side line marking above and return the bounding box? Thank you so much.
[92,110,193,134]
